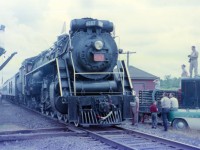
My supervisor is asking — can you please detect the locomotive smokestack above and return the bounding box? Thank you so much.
[0,24,6,56]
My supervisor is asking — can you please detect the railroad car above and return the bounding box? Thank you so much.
[2,18,135,126]
[138,89,179,122]
[1,74,16,101]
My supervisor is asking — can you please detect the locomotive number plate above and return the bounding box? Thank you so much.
[94,54,105,61]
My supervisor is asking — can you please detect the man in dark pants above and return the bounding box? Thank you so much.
[160,93,171,131]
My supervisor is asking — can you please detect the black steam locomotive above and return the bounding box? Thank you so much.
[2,18,135,126]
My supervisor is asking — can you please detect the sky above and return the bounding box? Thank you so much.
[0,0,200,84]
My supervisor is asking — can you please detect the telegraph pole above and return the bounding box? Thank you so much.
[119,50,136,67]
[0,24,6,56]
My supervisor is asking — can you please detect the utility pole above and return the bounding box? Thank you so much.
[119,50,136,67]
[0,24,6,56]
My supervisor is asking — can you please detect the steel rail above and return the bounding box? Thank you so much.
[115,126,200,150]
[81,126,200,150]
[0,130,83,142]
[0,127,69,135]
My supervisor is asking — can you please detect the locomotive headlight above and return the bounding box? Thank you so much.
[94,40,103,50]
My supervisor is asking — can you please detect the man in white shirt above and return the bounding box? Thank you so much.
[169,93,179,111]
[188,46,198,77]
[160,92,170,131]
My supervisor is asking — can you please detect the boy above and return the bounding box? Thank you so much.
[150,101,158,129]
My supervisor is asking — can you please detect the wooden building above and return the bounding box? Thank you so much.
[128,66,159,95]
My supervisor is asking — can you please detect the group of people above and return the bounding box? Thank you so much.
[130,45,196,130]
[150,92,179,131]
[182,45,199,78]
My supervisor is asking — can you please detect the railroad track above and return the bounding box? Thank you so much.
[81,126,200,150]
[0,127,85,142]
[4,100,200,150]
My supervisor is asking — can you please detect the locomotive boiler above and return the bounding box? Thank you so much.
[3,18,135,126]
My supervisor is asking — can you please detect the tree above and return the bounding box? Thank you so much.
[161,75,181,90]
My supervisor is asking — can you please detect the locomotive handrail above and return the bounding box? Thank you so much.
[116,61,125,94]
[69,50,125,96]
[64,59,72,96]
[75,72,123,75]
[69,31,73,50]
[56,58,63,97]
[69,51,125,96]
[120,61,125,94]
[69,51,76,96]
[70,91,123,94]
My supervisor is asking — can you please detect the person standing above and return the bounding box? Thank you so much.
[169,93,179,111]
[181,64,189,78]
[152,78,160,101]
[180,64,189,87]
[160,92,171,131]
[130,92,139,125]
[188,46,198,78]
[150,101,158,129]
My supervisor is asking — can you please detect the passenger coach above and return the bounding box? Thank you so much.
[1,74,16,101]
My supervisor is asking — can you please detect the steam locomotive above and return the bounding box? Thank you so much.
[2,18,135,126]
